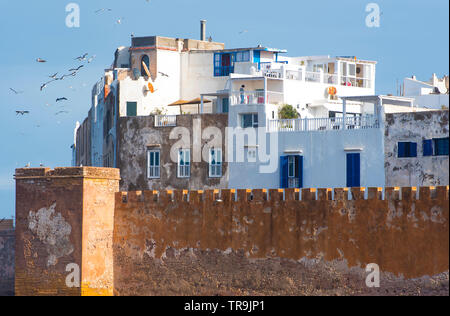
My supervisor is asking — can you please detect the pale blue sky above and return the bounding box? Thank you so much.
[0,0,448,219]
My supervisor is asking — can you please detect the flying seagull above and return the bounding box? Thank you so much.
[69,65,84,72]
[49,72,58,79]
[158,71,169,78]
[40,80,55,91]
[55,110,69,115]
[36,58,47,63]
[74,53,88,61]
[87,55,96,63]
[56,97,68,102]
[116,17,124,25]
[239,30,249,34]
[16,111,30,116]
[10,88,24,94]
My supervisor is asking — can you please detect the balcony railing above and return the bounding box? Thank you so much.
[260,63,372,88]
[230,91,284,105]
[155,115,177,127]
[267,115,379,132]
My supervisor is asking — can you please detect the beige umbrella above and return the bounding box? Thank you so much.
[168,99,190,114]
[184,97,212,114]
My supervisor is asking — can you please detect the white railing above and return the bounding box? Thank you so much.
[230,91,284,105]
[305,71,321,83]
[268,115,379,132]
[155,115,177,127]
[286,69,303,80]
[259,62,371,89]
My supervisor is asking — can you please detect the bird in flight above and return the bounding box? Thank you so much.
[74,53,88,61]
[55,110,69,115]
[56,97,68,102]
[87,55,96,63]
[36,58,47,63]
[49,73,58,79]
[116,17,124,25]
[158,71,169,78]
[16,111,30,116]
[69,65,84,72]
[10,88,24,94]
[40,80,55,91]
[239,30,249,35]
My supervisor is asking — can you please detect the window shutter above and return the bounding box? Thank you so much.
[346,154,353,187]
[353,153,361,187]
[398,142,406,158]
[280,156,288,189]
[410,142,417,157]
[423,140,433,156]
[296,156,303,188]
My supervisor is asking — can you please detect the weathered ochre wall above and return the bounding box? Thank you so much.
[0,222,15,296]
[113,187,449,295]
[15,167,120,296]
[14,167,449,296]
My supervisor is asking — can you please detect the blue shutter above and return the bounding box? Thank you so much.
[423,140,433,156]
[280,156,288,189]
[296,156,303,188]
[353,153,361,187]
[398,142,406,158]
[410,142,417,157]
[253,51,261,70]
[347,153,360,187]
[346,154,352,187]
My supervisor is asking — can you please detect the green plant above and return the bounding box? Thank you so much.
[278,104,299,119]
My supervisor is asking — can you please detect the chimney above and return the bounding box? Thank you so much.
[200,20,206,41]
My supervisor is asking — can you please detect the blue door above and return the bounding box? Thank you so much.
[253,51,261,70]
[346,153,360,188]
[280,155,303,189]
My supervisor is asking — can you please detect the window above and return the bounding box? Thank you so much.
[424,138,449,156]
[222,98,229,113]
[178,149,190,178]
[214,53,234,77]
[235,51,250,62]
[209,148,222,177]
[434,138,449,156]
[280,155,303,189]
[398,142,417,158]
[147,150,160,179]
[241,114,258,128]
[127,102,137,117]
[141,55,150,77]
[346,153,361,188]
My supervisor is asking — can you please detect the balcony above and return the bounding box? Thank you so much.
[230,91,284,105]
[267,115,379,132]
[155,115,177,127]
[261,63,372,88]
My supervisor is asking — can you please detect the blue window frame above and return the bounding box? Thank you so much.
[398,142,417,158]
[214,53,234,77]
[241,114,258,128]
[434,137,449,156]
[126,102,137,117]
[346,153,360,188]
[280,155,303,189]
[222,98,229,113]
[423,139,433,156]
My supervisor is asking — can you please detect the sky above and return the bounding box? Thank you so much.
[0,0,448,219]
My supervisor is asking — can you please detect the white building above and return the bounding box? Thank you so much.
[403,74,449,109]
[72,22,449,190]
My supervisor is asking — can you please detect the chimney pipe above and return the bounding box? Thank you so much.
[200,20,206,41]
